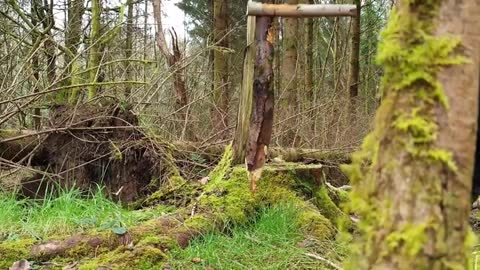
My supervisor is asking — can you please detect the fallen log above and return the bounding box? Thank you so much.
[0,130,351,167]
[174,141,351,163]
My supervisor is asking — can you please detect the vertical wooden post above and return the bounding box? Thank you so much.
[245,11,275,191]
[233,16,256,164]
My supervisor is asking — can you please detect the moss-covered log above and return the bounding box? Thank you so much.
[0,146,343,269]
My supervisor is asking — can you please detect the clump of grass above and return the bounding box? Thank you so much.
[169,204,344,269]
[0,186,145,240]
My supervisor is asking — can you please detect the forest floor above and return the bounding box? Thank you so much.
[3,174,480,269]
[0,154,350,270]
[0,187,347,269]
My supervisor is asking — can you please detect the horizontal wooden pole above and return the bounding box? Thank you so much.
[247,2,357,17]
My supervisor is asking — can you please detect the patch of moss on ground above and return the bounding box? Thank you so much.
[0,239,34,269]
[79,246,166,270]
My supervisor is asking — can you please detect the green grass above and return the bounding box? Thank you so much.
[0,190,346,269]
[169,204,344,270]
[0,186,167,240]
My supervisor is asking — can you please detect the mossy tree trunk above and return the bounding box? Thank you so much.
[344,0,480,269]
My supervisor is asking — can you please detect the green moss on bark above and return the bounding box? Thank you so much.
[341,1,470,269]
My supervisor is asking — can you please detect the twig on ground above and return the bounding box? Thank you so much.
[304,252,343,270]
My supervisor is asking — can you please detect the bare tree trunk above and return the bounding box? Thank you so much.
[212,0,230,139]
[304,0,314,102]
[347,0,360,119]
[345,0,480,268]
[87,0,101,100]
[65,0,85,103]
[152,0,192,140]
[34,0,57,97]
[280,0,299,146]
[124,0,134,98]
[30,1,41,130]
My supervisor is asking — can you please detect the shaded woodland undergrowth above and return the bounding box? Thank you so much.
[0,144,351,269]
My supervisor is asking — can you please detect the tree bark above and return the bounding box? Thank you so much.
[30,0,41,130]
[124,0,134,98]
[212,0,230,139]
[65,0,85,103]
[280,0,300,146]
[87,0,102,100]
[347,0,360,119]
[304,0,314,102]
[245,3,274,191]
[345,0,480,268]
[348,0,362,120]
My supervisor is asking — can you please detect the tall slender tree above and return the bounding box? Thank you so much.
[87,0,102,100]
[280,0,300,146]
[212,0,230,139]
[347,0,361,118]
[65,0,85,103]
[124,0,135,98]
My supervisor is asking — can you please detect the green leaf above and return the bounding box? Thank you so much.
[111,226,128,235]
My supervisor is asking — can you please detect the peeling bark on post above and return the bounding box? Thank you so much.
[245,6,274,192]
